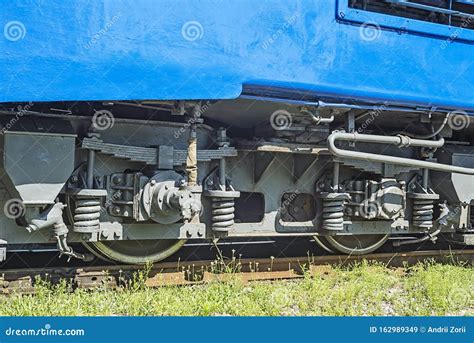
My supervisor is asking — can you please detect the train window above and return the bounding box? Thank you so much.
[348,0,474,30]
[337,0,474,42]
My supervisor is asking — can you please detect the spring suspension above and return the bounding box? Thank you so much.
[74,198,101,233]
[72,189,107,234]
[211,197,236,232]
[204,190,240,233]
[320,192,349,231]
[409,193,439,229]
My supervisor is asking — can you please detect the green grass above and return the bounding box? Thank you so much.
[0,261,472,316]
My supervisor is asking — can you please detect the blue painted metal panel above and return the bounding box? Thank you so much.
[1,0,473,111]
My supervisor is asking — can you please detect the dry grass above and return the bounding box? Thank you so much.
[0,260,472,316]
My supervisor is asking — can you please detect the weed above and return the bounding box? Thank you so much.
[0,261,470,316]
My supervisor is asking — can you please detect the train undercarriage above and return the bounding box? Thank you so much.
[0,98,473,264]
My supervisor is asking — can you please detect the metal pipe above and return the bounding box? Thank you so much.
[328,132,474,175]
[25,202,93,261]
[240,95,469,115]
[87,150,95,189]
[332,162,340,190]
[393,203,449,247]
[327,132,474,175]
[422,169,429,188]
[393,227,441,246]
[330,132,445,148]
[219,159,226,188]
[304,109,335,124]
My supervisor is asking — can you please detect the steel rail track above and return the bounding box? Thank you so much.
[0,249,472,294]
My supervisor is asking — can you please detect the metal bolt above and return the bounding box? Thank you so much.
[111,206,121,215]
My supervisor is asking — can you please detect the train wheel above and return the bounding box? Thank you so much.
[315,234,389,255]
[83,239,185,264]
[313,236,335,253]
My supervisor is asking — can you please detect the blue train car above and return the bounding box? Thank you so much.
[1,0,473,109]
[0,0,473,264]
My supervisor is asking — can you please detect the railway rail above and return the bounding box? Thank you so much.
[0,249,472,295]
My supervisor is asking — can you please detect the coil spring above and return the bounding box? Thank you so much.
[412,198,434,229]
[322,195,345,231]
[211,197,235,232]
[73,197,102,233]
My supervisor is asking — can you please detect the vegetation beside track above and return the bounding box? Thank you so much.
[1,260,472,316]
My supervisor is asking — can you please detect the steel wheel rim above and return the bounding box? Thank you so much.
[313,236,335,253]
[83,239,185,264]
[323,234,389,255]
